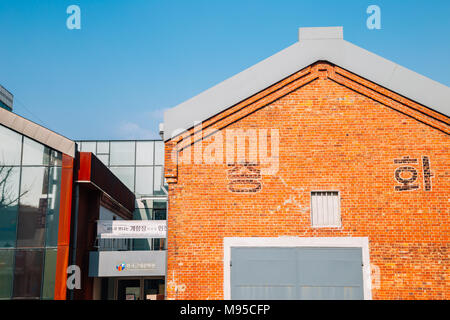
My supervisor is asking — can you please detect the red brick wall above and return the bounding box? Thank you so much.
[164,62,449,300]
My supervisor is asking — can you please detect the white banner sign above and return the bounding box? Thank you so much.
[97,220,167,239]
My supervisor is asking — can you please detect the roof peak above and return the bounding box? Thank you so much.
[298,26,343,41]
[164,26,449,140]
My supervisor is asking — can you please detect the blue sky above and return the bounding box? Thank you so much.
[0,0,449,140]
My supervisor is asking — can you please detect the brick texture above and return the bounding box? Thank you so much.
[164,62,449,300]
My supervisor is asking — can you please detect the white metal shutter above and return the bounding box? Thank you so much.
[311,191,341,227]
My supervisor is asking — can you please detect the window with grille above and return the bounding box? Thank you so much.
[310,191,341,227]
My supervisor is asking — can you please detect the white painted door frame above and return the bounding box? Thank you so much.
[223,236,372,300]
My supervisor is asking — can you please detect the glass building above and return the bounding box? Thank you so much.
[1,94,167,300]
[76,140,168,300]
[0,124,64,299]
[0,85,13,112]
[76,140,167,250]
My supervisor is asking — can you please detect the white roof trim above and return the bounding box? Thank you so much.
[0,107,76,157]
[164,26,450,140]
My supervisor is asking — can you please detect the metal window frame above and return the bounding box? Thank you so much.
[113,276,165,300]
[75,140,167,198]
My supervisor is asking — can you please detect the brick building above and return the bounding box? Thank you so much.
[163,27,449,300]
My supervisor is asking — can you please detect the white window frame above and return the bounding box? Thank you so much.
[223,237,372,300]
[310,190,342,228]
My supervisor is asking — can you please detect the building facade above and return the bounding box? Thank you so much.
[0,85,13,112]
[0,108,75,299]
[163,27,450,300]
[76,140,168,300]
[1,26,448,301]
[0,106,167,300]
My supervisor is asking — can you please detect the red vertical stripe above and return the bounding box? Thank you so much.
[53,154,74,300]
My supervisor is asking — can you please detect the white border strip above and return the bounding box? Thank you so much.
[223,236,372,300]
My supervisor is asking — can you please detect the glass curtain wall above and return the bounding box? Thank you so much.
[76,140,167,251]
[0,124,62,299]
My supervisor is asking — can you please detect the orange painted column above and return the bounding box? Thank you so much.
[53,154,74,300]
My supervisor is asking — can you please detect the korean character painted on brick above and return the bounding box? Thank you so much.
[227,161,262,193]
[394,156,419,191]
[393,156,433,191]
[421,156,433,191]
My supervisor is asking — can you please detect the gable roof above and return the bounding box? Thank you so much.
[0,107,76,157]
[163,26,450,141]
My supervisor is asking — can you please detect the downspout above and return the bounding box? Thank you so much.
[69,148,80,300]
[69,183,80,300]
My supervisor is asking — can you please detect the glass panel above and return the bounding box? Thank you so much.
[45,167,62,247]
[0,250,14,299]
[153,201,167,210]
[80,141,96,153]
[22,137,50,166]
[154,141,164,165]
[153,166,164,195]
[132,202,153,251]
[13,249,44,298]
[41,249,57,299]
[49,150,62,167]
[16,167,49,248]
[132,238,151,251]
[110,141,135,166]
[135,167,153,197]
[152,202,166,251]
[117,279,141,300]
[0,166,20,248]
[96,141,109,154]
[144,278,165,300]
[109,167,135,192]
[153,208,166,220]
[152,238,165,250]
[96,154,109,166]
[101,278,115,300]
[0,124,22,165]
[133,207,152,220]
[136,141,154,165]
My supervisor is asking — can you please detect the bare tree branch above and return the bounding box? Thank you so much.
[0,164,29,209]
